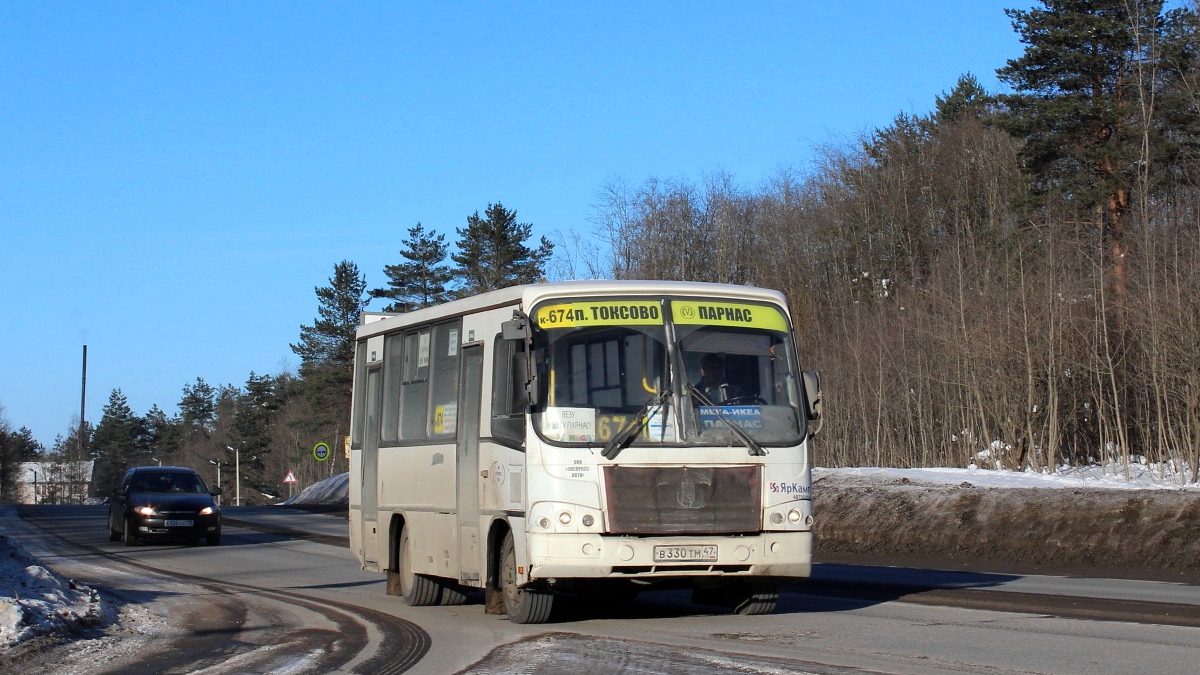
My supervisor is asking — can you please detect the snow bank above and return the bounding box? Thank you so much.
[0,533,103,649]
[818,463,1200,491]
[280,472,349,506]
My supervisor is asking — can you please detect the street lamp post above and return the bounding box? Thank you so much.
[207,459,223,505]
[226,446,240,506]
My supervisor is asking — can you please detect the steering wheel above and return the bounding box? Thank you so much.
[723,395,767,406]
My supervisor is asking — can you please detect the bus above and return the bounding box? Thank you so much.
[348,280,822,623]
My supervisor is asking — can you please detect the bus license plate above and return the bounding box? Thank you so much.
[164,519,194,527]
[653,545,717,563]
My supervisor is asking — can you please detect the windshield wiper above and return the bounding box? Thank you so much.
[686,384,767,456]
[602,388,671,460]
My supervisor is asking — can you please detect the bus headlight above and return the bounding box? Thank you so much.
[788,509,802,523]
[770,512,784,525]
[529,502,603,533]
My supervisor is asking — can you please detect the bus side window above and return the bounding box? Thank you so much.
[428,321,461,437]
[400,330,430,440]
[492,336,526,447]
[351,341,368,447]
[381,333,405,442]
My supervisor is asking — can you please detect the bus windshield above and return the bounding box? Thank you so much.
[531,297,805,447]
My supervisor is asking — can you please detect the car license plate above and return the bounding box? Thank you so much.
[653,545,718,563]
[164,519,194,527]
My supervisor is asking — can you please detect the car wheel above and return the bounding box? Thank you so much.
[399,526,441,606]
[107,516,120,542]
[205,533,221,546]
[123,518,138,546]
[500,530,553,624]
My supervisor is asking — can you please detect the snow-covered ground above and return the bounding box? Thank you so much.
[818,462,1200,491]
[0,506,108,650]
[2,463,1195,653]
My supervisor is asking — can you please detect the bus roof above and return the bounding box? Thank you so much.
[356,280,789,339]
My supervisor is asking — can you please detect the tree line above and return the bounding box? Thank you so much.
[582,1,1200,480]
[0,203,553,503]
[4,1,1199,500]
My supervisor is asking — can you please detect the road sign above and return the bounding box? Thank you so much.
[283,471,297,483]
[312,441,331,462]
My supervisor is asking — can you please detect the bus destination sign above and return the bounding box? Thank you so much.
[671,301,788,332]
[536,300,662,328]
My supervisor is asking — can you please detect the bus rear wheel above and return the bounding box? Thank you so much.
[500,531,553,624]
[399,526,441,606]
[438,579,469,606]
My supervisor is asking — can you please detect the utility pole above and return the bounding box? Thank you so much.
[79,345,87,461]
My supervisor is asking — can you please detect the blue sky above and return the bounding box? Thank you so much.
[1,1,1022,448]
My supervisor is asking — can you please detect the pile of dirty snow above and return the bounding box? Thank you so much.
[0,534,103,649]
[280,472,349,506]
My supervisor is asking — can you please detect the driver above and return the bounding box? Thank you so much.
[696,353,745,404]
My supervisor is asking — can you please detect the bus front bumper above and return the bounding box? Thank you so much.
[526,530,812,580]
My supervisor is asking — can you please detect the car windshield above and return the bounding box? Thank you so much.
[132,473,207,494]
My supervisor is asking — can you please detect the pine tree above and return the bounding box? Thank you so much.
[291,260,368,373]
[228,372,282,503]
[370,223,455,312]
[144,404,182,465]
[179,377,217,431]
[91,389,150,493]
[452,203,554,297]
[10,427,44,459]
[933,74,992,126]
[995,0,1192,304]
[0,412,17,502]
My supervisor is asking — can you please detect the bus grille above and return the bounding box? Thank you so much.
[603,465,761,534]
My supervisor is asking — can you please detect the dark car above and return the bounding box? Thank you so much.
[107,466,223,546]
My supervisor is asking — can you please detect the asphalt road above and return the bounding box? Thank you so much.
[8,504,1200,674]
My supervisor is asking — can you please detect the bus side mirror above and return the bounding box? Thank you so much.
[801,370,823,436]
[502,310,541,408]
[501,315,527,340]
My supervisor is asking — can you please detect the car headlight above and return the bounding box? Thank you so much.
[134,506,158,516]
[199,506,216,516]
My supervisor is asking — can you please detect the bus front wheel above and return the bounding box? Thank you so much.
[500,531,553,624]
[399,526,441,606]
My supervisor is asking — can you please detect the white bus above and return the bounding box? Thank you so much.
[348,280,822,623]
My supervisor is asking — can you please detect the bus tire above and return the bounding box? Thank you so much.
[732,581,780,616]
[438,579,469,606]
[399,526,441,606]
[500,531,553,624]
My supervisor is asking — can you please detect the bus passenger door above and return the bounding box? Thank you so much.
[361,366,382,566]
[456,345,484,584]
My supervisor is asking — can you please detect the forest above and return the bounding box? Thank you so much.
[2,1,1199,501]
